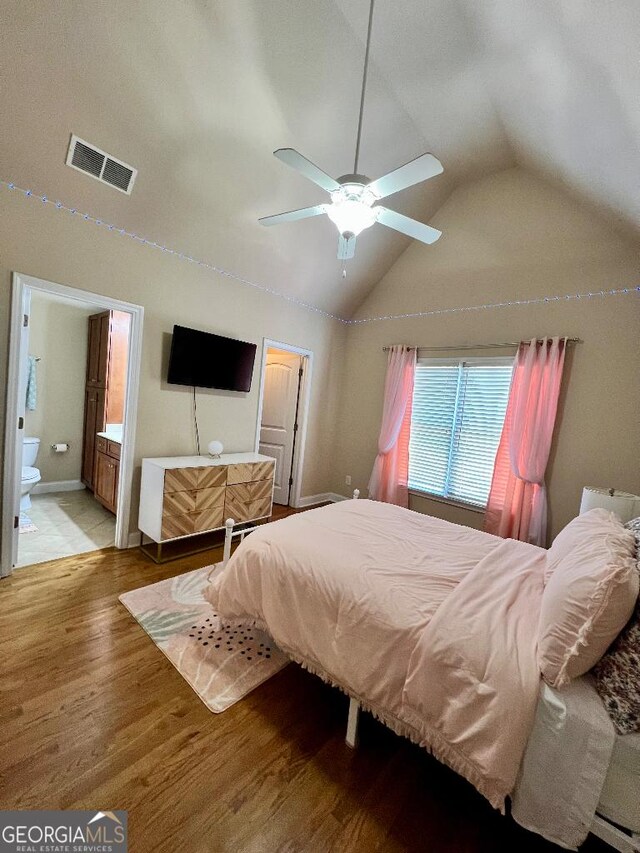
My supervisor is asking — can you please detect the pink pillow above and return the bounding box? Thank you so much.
[538,509,639,688]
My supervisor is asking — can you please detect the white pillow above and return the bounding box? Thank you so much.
[538,509,638,688]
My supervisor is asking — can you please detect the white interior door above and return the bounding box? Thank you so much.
[12,288,31,566]
[259,351,302,505]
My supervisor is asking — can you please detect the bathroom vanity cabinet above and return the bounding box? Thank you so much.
[81,310,130,491]
[94,436,121,514]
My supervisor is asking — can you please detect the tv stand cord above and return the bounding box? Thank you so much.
[192,386,201,455]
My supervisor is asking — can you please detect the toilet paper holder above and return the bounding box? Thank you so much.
[51,442,70,452]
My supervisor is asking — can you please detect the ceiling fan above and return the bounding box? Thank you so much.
[259,0,444,262]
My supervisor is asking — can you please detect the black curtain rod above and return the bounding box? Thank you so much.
[382,338,582,353]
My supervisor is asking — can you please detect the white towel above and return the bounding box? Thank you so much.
[26,355,37,411]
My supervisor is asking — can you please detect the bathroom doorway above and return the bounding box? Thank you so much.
[1,274,143,576]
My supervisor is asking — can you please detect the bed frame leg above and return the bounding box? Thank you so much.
[590,815,640,853]
[222,518,235,566]
[346,698,360,749]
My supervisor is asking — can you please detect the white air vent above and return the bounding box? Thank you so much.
[66,134,137,194]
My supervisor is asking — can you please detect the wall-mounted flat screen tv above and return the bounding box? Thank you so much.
[167,325,257,392]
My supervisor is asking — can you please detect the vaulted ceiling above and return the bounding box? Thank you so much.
[1,1,638,317]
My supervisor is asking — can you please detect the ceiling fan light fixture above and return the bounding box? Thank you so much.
[326,184,378,237]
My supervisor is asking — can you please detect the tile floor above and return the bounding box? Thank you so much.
[17,489,116,567]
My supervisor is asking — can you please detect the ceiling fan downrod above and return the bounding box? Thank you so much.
[353,0,376,175]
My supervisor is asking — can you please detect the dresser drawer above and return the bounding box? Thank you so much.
[226,479,273,504]
[247,478,273,502]
[161,512,196,539]
[247,496,272,520]
[223,497,252,523]
[193,506,225,532]
[107,440,121,460]
[227,460,275,485]
[225,482,251,504]
[198,467,227,489]
[164,467,201,493]
[163,489,197,517]
[161,505,226,539]
[194,485,225,511]
[96,436,108,454]
[162,484,226,517]
[224,488,273,523]
[164,466,227,492]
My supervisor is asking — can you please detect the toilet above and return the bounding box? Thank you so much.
[21,436,41,511]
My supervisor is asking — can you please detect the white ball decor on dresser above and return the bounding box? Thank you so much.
[207,440,224,458]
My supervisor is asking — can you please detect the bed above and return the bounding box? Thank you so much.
[205,497,640,851]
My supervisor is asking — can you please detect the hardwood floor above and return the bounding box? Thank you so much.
[0,511,611,852]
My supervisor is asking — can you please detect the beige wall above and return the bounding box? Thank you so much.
[3,166,639,547]
[332,168,640,542]
[0,188,346,537]
[24,293,96,483]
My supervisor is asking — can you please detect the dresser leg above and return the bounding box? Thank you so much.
[139,535,163,564]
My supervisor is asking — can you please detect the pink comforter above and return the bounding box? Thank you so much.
[204,499,546,809]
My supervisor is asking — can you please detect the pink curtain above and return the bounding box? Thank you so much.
[485,336,566,546]
[368,345,416,507]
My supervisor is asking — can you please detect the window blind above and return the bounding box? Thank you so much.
[408,358,513,507]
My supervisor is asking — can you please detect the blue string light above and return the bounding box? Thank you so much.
[349,285,640,325]
[0,177,342,322]
[1,177,638,326]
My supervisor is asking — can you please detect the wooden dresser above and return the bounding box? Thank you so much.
[138,453,275,555]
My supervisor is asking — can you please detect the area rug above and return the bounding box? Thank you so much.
[119,564,288,713]
[19,512,37,533]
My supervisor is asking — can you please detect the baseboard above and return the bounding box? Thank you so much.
[32,479,85,495]
[296,492,349,508]
[127,531,142,549]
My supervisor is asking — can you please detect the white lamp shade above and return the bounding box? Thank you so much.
[207,440,224,457]
[579,487,640,524]
[326,183,379,236]
[326,198,378,236]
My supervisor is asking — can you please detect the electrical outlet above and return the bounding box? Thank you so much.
[345,475,352,486]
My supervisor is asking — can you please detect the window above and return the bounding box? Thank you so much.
[408,358,513,508]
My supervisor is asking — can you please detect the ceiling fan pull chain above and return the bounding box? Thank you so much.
[353,0,376,175]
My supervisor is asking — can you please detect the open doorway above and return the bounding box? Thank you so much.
[1,273,143,577]
[18,293,128,567]
[254,339,312,508]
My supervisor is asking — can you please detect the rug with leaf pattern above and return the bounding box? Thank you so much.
[119,564,288,712]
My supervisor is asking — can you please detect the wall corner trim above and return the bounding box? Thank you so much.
[127,531,142,549]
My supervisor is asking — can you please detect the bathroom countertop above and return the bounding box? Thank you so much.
[97,424,123,444]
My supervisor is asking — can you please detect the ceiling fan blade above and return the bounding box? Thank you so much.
[367,153,443,199]
[337,233,356,260]
[376,207,442,244]
[259,204,328,226]
[274,148,341,193]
